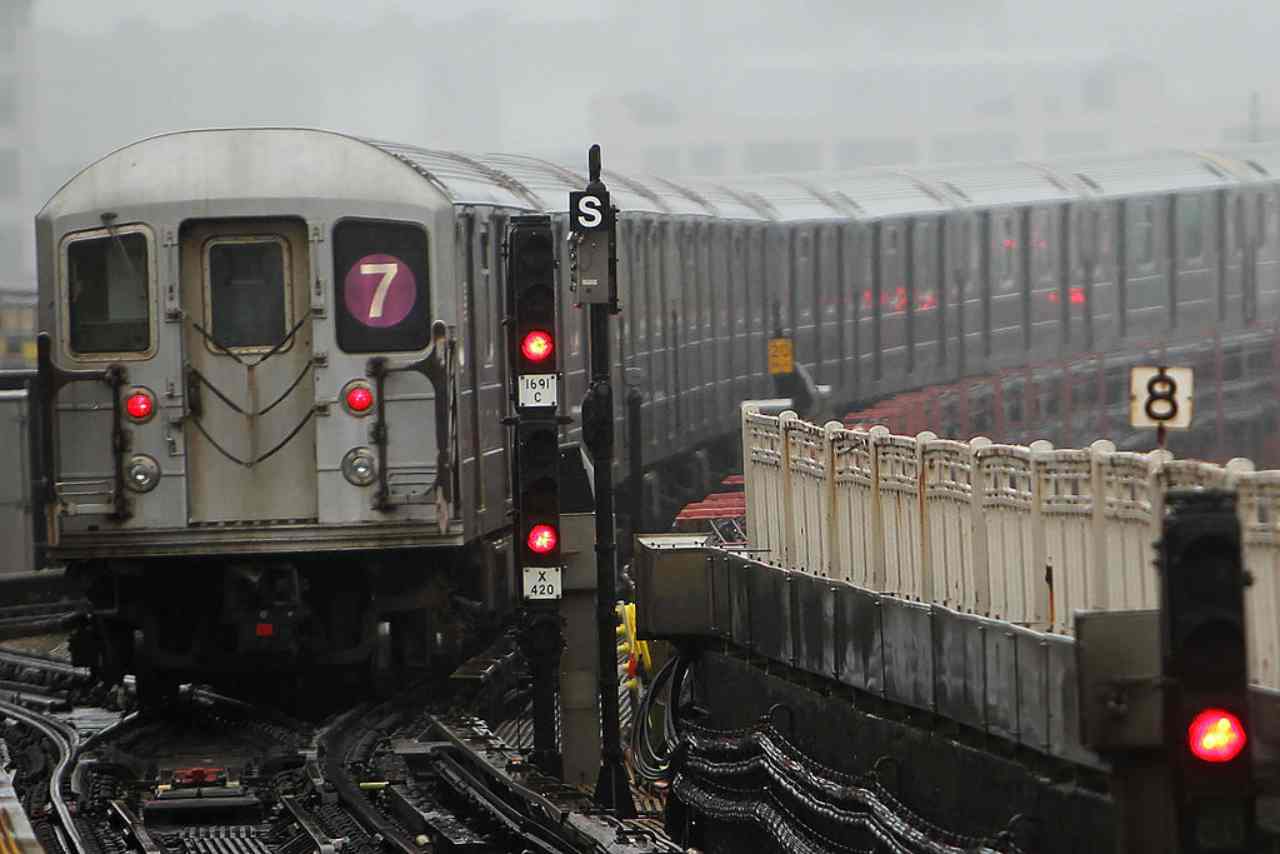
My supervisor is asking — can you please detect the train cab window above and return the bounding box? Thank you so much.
[1180,196,1203,262]
[65,227,152,355]
[334,219,430,354]
[1134,203,1155,268]
[205,237,289,352]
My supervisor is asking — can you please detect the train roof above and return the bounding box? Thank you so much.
[38,127,1280,230]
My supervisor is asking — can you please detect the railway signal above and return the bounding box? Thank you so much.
[507,215,564,777]
[1160,489,1255,853]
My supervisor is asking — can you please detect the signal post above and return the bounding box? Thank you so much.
[506,216,564,777]
[569,145,635,817]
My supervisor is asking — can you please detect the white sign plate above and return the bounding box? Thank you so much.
[518,374,558,409]
[1129,366,1193,429]
[522,566,563,600]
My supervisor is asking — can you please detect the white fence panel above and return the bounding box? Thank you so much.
[976,445,1041,625]
[743,406,786,564]
[785,417,829,576]
[831,427,879,587]
[921,439,975,608]
[1038,449,1095,633]
[1238,471,1280,689]
[876,434,924,598]
[1096,450,1159,611]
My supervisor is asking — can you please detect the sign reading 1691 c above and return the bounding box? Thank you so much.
[569,190,610,233]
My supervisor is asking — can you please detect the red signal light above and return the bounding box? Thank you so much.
[344,383,374,415]
[527,523,558,555]
[521,330,554,363]
[125,390,154,422]
[1188,708,1247,763]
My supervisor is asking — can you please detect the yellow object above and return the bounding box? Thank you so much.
[358,781,388,791]
[618,601,652,676]
[20,340,36,364]
[767,337,794,375]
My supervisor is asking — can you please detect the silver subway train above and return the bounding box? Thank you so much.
[26,127,1280,695]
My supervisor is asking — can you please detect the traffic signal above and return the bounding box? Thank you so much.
[1160,489,1254,853]
[507,216,562,599]
[509,216,558,388]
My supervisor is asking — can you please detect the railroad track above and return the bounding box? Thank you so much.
[0,647,680,854]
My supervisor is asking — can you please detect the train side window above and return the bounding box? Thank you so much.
[1180,196,1203,262]
[992,213,1015,291]
[1264,195,1279,256]
[1031,209,1052,283]
[1134,202,1155,268]
[65,225,153,356]
[205,236,290,352]
[1223,348,1243,381]
[333,219,430,354]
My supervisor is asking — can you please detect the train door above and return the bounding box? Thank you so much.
[1074,204,1117,353]
[474,212,507,534]
[729,223,750,409]
[748,223,769,400]
[988,208,1022,367]
[1123,198,1166,340]
[840,222,861,398]
[815,224,839,388]
[709,223,732,434]
[793,227,816,377]
[1257,191,1280,320]
[458,213,480,535]
[877,220,907,387]
[910,218,941,383]
[1026,207,1059,363]
[948,214,982,380]
[181,218,317,523]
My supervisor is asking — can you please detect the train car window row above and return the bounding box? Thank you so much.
[1180,195,1204,263]
[333,218,430,354]
[204,236,291,353]
[65,226,152,356]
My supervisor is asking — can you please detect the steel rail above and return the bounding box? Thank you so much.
[0,699,87,854]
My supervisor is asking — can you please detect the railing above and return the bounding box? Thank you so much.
[741,405,1280,688]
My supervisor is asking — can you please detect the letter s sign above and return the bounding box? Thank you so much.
[569,190,610,233]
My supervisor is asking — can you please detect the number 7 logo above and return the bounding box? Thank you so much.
[360,263,399,319]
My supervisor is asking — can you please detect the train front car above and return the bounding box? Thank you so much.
[36,128,483,699]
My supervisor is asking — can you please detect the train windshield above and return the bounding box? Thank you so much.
[205,236,291,352]
[66,229,150,354]
[333,219,430,353]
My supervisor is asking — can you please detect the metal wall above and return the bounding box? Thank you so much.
[0,389,32,574]
[637,537,1280,772]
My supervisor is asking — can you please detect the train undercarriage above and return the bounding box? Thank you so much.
[64,542,512,704]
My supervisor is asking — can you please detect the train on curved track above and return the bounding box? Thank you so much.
[11,127,1280,697]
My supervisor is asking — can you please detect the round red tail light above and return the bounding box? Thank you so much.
[1188,708,1247,763]
[527,523,558,555]
[125,389,155,422]
[343,382,374,416]
[521,330,554,363]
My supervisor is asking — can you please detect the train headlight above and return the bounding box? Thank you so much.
[342,447,378,487]
[124,454,161,493]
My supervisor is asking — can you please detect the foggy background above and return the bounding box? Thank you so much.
[2,0,1278,290]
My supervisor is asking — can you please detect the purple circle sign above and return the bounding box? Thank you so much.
[343,254,417,328]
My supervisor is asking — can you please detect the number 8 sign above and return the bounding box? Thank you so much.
[1129,366,1193,430]
[343,254,417,328]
